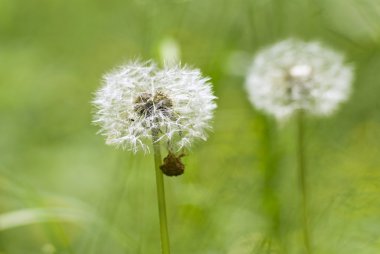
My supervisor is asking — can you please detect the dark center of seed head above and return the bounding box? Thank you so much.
[134,92,173,117]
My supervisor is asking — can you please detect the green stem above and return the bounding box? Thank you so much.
[297,110,312,254]
[152,130,171,254]
[259,115,281,239]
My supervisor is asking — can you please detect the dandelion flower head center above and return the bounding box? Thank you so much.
[289,64,313,80]
[284,64,314,100]
[134,91,173,118]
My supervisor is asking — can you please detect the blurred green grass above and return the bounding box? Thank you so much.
[1,0,380,253]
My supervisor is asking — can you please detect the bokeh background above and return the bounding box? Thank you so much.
[1,0,380,253]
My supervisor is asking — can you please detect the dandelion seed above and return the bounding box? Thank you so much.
[92,60,217,153]
[245,39,354,120]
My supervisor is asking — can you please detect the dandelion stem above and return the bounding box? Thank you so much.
[297,110,312,254]
[152,129,171,254]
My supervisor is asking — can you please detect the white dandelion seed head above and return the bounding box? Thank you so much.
[93,60,217,153]
[245,39,354,120]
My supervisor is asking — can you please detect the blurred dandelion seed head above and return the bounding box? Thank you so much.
[159,37,181,66]
[93,60,217,153]
[245,39,354,120]
[41,243,56,254]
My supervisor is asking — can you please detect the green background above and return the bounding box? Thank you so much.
[1,0,380,253]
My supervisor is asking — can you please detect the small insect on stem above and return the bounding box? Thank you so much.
[160,151,186,176]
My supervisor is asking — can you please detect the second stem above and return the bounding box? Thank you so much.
[297,110,312,254]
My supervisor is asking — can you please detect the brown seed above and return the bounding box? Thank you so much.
[134,91,173,117]
[160,152,185,176]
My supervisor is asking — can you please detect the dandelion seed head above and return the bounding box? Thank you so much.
[245,39,354,120]
[93,60,217,153]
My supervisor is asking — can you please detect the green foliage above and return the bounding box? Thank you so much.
[0,0,380,253]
